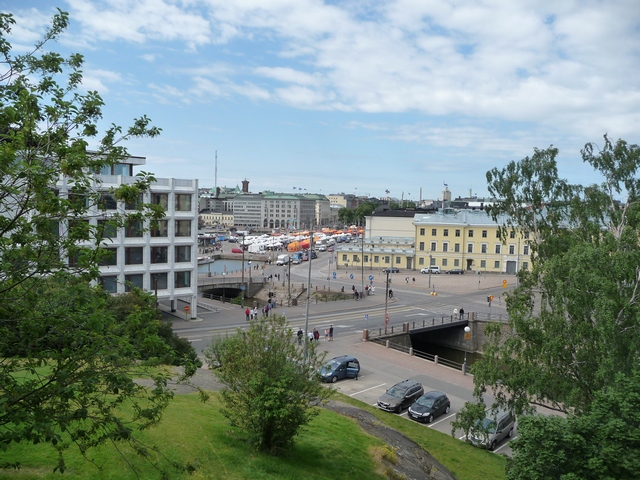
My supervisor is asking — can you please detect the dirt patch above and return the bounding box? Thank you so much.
[324,400,457,480]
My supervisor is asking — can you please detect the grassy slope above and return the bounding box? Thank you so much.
[0,393,506,480]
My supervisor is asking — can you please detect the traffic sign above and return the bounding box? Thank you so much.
[241,285,246,291]
[333,272,336,279]
[184,306,190,313]
[502,279,507,288]
[350,274,354,279]
[369,275,374,281]
[365,314,369,321]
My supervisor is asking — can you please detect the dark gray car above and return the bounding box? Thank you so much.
[407,391,451,423]
[377,379,424,413]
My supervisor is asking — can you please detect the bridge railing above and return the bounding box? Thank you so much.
[370,338,466,373]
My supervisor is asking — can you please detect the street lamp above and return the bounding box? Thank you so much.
[248,260,252,285]
[360,234,365,296]
[463,326,471,375]
[428,251,433,289]
[384,270,390,333]
[240,233,245,307]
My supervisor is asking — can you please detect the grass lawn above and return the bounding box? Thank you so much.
[0,392,506,480]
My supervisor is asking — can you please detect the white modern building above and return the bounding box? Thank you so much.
[57,155,199,317]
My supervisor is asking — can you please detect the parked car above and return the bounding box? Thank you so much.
[316,245,327,252]
[231,247,243,254]
[327,246,334,252]
[377,379,424,413]
[310,250,317,259]
[468,410,516,450]
[292,257,302,264]
[382,267,400,273]
[407,391,451,423]
[446,268,465,275]
[420,266,441,274]
[319,355,360,383]
[302,252,309,261]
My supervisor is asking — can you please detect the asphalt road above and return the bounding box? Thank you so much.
[166,252,517,455]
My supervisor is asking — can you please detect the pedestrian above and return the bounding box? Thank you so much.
[352,285,355,292]
[265,303,270,317]
[245,307,250,321]
[412,277,415,284]
[389,288,393,298]
[405,276,409,284]
[460,307,465,319]
[329,325,333,341]
[355,290,359,301]
[262,306,266,317]
[313,328,320,342]
[253,306,258,320]
[297,328,303,345]
[324,328,329,341]
[308,331,314,342]
[341,286,345,293]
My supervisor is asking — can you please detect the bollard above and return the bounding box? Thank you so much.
[434,355,439,365]
[462,362,467,375]
[362,329,368,341]
[409,347,413,356]
[386,340,389,348]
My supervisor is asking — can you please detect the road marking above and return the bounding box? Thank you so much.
[405,313,430,317]
[429,412,456,427]
[349,383,386,397]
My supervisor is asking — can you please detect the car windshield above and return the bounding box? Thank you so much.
[416,397,435,408]
[320,359,340,374]
[481,418,497,434]
[386,386,406,398]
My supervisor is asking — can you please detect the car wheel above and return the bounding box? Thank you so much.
[395,405,402,414]
[445,405,450,414]
[489,440,497,451]
[508,428,514,438]
[331,376,338,383]
[427,414,433,423]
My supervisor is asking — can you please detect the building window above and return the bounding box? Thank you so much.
[510,230,516,239]
[523,261,529,270]
[455,229,461,237]
[481,244,487,254]
[99,193,117,210]
[175,271,191,288]
[524,245,529,255]
[442,259,448,266]
[395,257,401,265]
[175,194,192,212]
[374,255,379,263]
[175,220,191,237]
[494,261,500,269]
[125,274,143,292]
[420,228,425,235]
[480,260,486,268]
[419,242,425,251]
[467,243,473,253]
[100,275,118,293]
[442,243,448,252]
[125,193,143,210]
[151,272,168,290]
[482,230,487,238]
[431,228,436,236]
[509,245,515,255]
[151,220,168,237]
[151,246,168,264]
[454,243,460,253]
[175,245,191,263]
[125,220,143,237]
[125,247,143,265]
[97,220,117,239]
[364,255,368,263]
[430,242,436,251]
[342,254,347,261]
[384,256,390,264]
[454,259,460,267]
[468,230,474,238]
[495,244,501,254]
[443,229,448,237]
[152,193,168,209]
[419,258,424,265]
[99,248,118,266]
[496,230,501,238]
[430,257,436,266]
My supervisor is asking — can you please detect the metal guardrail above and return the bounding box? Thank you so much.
[372,339,465,372]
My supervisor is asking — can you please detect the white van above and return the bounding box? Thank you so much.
[276,254,290,266]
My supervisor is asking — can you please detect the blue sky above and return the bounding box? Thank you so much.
[5,1,640,201]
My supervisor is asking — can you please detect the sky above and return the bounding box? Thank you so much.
[5,1,640,201]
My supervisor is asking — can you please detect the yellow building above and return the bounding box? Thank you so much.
[335,209,532,274]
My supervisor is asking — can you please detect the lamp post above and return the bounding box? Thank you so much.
[463,326,471,375]
[240,233,245,307]
[384,270,390,333]
[360,234,365,296]
[428,251,433,289]
[248,260,252,285]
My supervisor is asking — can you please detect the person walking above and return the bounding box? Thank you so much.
[459,307,465,319]
[388,288,393,298]
[313,328,320,342]
[329,325,333,341]
[245,307,250,321]
[308,331,314,343]
[297,328,303,345]
[324,328,329,341]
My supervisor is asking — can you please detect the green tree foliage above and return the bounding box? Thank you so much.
[455,135,640,476]
[506,371,640,480]
[0,11,190,475]
[204,315,332,454]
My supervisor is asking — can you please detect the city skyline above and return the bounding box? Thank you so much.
[8,1,640,199]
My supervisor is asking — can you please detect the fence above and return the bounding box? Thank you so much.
[370,338,466,373]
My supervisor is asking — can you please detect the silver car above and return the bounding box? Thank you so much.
[468,410,515,450]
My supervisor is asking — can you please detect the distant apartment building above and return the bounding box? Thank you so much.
[57,155,199,316]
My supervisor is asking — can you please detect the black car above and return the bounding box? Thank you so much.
[382,267,400,273]
[377,379,424,413]
[446,268,465,275]
[407,391,451,423]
